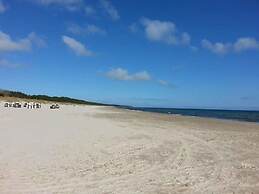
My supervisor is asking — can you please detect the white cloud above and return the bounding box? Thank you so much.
[0,0,6,13]
[0,59,21,68]
[32,0,83,11]
[68,24,106,36]
[0,31,45,53]
[0,31,29,52]
[233,37,259,52]
[99,0,120,21]
[202,37,259,55]
[201,39,231,55]
[106,68,151,81]
[62,35,93,56]
[140,18,191,46]
[105,68,175,88]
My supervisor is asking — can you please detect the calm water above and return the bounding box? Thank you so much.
[126,107,259,123]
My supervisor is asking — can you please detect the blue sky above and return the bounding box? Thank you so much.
[0,0,259,109]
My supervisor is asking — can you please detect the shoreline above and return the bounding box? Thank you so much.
[120,106,259,124]
[111,106,259,132]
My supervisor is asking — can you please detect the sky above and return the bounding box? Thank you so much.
[0,0,259,110]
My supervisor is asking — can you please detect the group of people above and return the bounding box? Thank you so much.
[50,104,60,109]
[3,102,60,109]
[4,102,42,109]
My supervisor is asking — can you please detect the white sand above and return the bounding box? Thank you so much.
[0,102,259,193]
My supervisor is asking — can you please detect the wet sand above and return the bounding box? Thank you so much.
[0,102,259,193]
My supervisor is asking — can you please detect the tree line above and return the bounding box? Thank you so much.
[0,89,107,106]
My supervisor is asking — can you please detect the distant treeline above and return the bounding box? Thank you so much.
[0,90,107,106]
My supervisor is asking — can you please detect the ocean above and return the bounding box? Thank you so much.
[126,107,259,123]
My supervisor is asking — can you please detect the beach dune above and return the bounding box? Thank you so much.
[0,103,259,193]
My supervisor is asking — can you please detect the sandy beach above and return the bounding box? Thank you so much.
[0,102,259,194]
